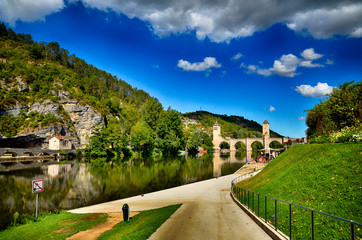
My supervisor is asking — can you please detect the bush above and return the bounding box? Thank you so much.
[309,126,361,144]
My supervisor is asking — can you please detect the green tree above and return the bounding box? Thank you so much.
[131,121,155,154]
[306,80,362,138]
[141,98,163,131]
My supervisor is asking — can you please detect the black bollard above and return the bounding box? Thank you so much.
[122,203,129,221]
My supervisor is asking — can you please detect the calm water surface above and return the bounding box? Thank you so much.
[0,152,245,229]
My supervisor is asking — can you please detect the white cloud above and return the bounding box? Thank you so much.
[244,48,326,77]
[301,48,323,61]
[298,116,306,121]
[177,57,221,71]
[299,61,323,68]
[1,1,361,42]
[272,54,300,77]
[231,53,243,61]
[350,27,362,38]
[0,0,65,26]
[269,106,276,112]
[287,3,362,39]
[295,82,334,98]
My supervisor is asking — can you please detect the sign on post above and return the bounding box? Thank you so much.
[32,179,44,218]
[32,179,44,193]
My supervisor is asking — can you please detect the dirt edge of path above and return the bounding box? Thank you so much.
[67,212,140,240]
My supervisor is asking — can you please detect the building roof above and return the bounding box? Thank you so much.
[51,136,71,141]
[214,121,220,126]
[263,119,269,124]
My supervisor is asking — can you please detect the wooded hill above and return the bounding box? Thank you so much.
[0,24,282,157]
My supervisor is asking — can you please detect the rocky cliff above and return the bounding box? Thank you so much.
[0,89,104,149]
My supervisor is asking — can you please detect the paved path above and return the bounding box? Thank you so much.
[70,169,271,240]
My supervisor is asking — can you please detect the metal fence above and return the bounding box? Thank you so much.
[231,178,362,240]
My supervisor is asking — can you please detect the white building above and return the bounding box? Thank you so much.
[49,136,72,150]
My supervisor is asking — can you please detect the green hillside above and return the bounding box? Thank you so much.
[183,111,283,139]
[237,143,362,239]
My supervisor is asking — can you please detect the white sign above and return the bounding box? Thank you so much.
[32,179,44,193]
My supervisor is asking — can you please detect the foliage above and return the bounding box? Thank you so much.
[309,125,362,144]
[237,143,362,239]
[98,204,181,240]
[306,80,362,139]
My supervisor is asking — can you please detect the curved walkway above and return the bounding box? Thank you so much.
[69,164,271,240]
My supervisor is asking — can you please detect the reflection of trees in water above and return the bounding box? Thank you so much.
[235,151,246,160]
[220,152,230,160]
[0,163,79,230]
[221,162,243,176]
[88,155,214,201]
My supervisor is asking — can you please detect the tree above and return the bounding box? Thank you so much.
[141,98,163,131]
[0,23,8,37]
[131,121,155,154]
[306,80,362,138]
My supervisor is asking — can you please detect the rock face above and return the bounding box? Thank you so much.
[0,91,104,149]
[61,100,103,148]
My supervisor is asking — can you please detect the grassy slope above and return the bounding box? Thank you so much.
[237,143,362,238]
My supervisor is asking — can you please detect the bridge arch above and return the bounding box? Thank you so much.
[2,151,18,157]
[234,141,246,151]
[21,152,35,157]
[219,141,230,150]
[269,140,283,149]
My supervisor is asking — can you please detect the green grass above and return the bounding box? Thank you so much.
[0,205,181,240]
[0,211,107,240]
[98,204,181,240]
[236,143,362,239]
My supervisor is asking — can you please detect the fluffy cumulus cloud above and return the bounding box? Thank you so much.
[177,57,221,72]
[243,48,326,77]
[1,0,361,42]
[301,48,323,61]
[295,82,334,98]
[0,0,65,26]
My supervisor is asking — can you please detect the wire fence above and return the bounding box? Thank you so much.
[231,177,362,240]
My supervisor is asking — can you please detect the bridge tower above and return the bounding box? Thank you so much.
[213,121,222,150]
[262,119,270,153]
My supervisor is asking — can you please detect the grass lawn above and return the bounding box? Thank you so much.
[0,204,181,240]
[236,143,362,239]
[0,211,107,240]
[98,204,181,240]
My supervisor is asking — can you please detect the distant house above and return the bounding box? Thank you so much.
[49,136,72,150]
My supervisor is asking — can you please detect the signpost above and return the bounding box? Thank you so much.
[32,179,44,218]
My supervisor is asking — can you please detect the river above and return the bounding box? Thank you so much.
[0,151,245,229]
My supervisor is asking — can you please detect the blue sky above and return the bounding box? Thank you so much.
[1,0,361,138]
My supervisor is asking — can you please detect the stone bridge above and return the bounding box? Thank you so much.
[0,147,75,157]
[212,120,285,158]
[0,147,76,172]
